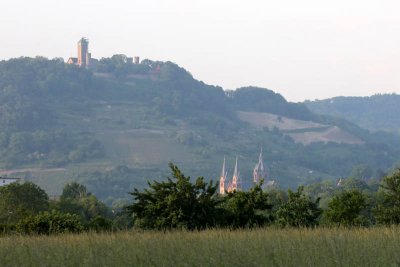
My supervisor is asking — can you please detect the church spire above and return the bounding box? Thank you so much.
[227,156,240,192]
[219,157,227,195]
[253,148,265,183]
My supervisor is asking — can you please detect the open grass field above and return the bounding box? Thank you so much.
[1,227,400,267]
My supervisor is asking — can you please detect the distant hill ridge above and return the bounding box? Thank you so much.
[305,94,400,133]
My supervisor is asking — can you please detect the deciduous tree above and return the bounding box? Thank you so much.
[276,186,321,227]
[0,182,49,225]
[126,163,220,230]
[323,190,368,226]
[374,169,400,225]
[220,183,273,228]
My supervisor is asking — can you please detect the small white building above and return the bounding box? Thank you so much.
[0,177,20,187]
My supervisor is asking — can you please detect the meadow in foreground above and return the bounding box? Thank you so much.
[1,227,400,267]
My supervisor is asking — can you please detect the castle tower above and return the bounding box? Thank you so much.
[134,56,140,64]
[77,38,89,68]
[253,148,266,184]
[86,52,91,67]
[219,157,227,195]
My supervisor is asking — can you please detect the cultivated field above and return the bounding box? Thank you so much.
[1,227,400,267]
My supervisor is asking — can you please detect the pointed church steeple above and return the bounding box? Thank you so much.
[253,148,265,183]
[219,157,227,195]
[227,156,240,192]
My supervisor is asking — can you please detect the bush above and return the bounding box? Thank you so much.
[0,224,16,235]
[87,216,113,232]
[17,210,83,235]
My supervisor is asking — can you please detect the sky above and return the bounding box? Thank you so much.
[1,0,399,102]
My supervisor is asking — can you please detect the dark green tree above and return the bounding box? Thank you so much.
[374,169,400,225]
[0,182,49,225]
[276,186,321,227]
[220,183,273,228]
[323,190,368,226]
[125,163,220,230]
[56,182,111,222]
[60,182,88,200]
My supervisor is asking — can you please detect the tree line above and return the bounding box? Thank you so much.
[126,164,400,230]
[0,181,128,235]
[2,164,400,235]
[3,164,400,234]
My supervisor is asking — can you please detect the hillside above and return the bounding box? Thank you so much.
[305,94,400,133]
[237,111,364,145]
[1,57,400,203]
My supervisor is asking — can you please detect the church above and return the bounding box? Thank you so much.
[219,149,270,194]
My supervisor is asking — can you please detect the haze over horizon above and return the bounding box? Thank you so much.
[1,0,399,102]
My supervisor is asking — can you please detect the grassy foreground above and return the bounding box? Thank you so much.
[1,228,400,267]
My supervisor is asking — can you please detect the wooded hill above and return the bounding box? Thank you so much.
[305,94,400,133]
[1,56,399,202]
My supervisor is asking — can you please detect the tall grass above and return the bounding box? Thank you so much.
[1,227,400,266]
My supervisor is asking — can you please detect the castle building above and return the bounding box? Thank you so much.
[67,38,142,69]
[77,38,89,67]
[67,37,98,68]
[134,56,140,64]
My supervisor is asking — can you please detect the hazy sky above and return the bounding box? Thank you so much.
[1,0,399,101]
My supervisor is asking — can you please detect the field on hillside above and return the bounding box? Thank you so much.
[237,111,364,145]
[1,228,400,267]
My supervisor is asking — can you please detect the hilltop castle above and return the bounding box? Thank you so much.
[67,38,98,69]
[67,37,140,69]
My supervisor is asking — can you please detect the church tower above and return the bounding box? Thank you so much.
[77,38,89,68]
[253,148,266,184]
[227,157,240,192]
[219,157,227,195]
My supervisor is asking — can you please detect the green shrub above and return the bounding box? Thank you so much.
[0,224,16,235]
[87,216,113,232]
[17,210,83,235]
